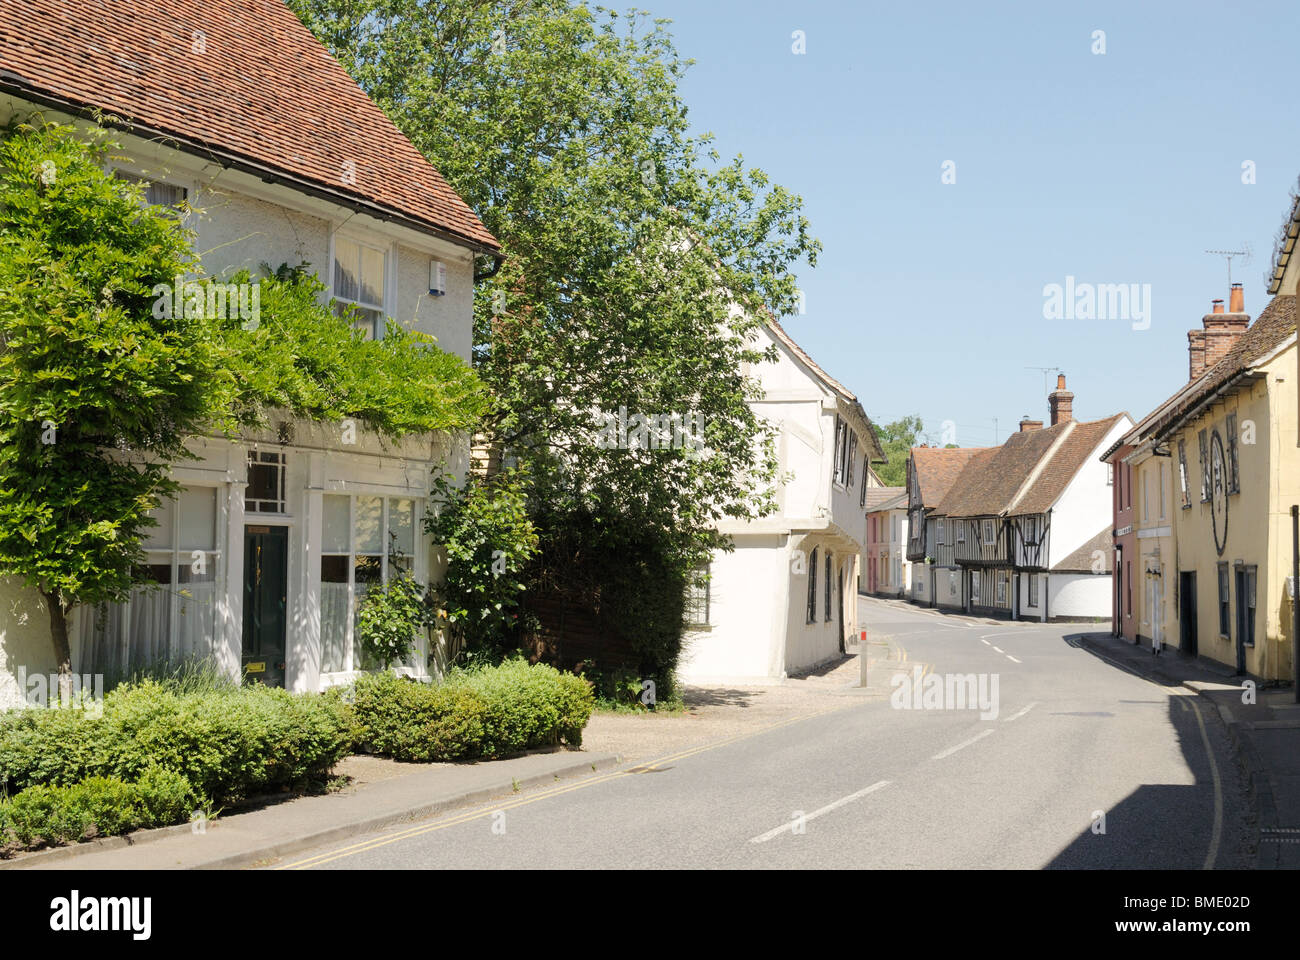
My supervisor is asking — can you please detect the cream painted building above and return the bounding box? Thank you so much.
[678,320,883,682]
[0,0,499,703]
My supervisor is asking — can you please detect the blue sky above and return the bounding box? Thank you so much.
[646,0,1300,446]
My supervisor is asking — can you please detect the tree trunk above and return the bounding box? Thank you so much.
[40,589,73,704]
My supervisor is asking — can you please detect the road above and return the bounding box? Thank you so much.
[274,597,1254,869]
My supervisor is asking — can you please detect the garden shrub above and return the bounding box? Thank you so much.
[0,681,353,804]
[351,659,593,762]
[0,766,196,853]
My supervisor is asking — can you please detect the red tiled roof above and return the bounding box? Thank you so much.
[1140,295,1296,445]
[864,486,905,511]
[937,414,1126,519]
[909,446,989,510]
[0,0,499,251]
[1010,414,1126,516]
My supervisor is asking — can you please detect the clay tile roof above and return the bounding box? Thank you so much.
[1053,526,1113,573]
[0,0,499,251]
[1142,295,1297,444]
[935,426,1068,518]
[864,486,905,511]
[1010,414,1126,516]
[909,446,989,509]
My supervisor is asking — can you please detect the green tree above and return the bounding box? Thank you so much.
[0,120,223,683]
[871,415,925,486]
[288,0,820,681]
[424,468,538,662]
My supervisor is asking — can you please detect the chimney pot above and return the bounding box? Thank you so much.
[1055,374,1066,391]
[1212,299,1224,313]
[1229,283,1244,313]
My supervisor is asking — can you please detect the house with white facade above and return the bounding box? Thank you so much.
[0,0,499,702]
[930,378,1130,620]
[678,319,883,682]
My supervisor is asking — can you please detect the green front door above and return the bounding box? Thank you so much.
[242,525,288,687]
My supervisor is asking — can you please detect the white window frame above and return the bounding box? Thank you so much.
[330,229,396,340]
[982,519,995,545]
[319,492,424,677]
[82,485,224,667]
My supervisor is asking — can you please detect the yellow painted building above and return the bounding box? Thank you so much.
[1119,289,1297,678]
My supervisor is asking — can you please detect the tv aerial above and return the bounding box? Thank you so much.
[1206,243,1253,286]
[1025,366,1061,396]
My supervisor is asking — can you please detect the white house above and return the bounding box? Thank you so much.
[928,377,1130,620]
[678,319,883,683]
[0,0,500,702]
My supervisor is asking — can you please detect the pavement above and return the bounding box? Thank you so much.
[1073,628,1300,869]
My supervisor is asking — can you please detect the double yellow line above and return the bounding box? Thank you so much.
[277,707,852,869]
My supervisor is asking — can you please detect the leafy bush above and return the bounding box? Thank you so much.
[356,564,437,669]
[0,766,196,853]
[0,681,353,804]
[351,659,593,762]
[425,469,538,661]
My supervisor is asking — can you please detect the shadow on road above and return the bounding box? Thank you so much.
[1043,633,1246,869]
[683,687,763,709]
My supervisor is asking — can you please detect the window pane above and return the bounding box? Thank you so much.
[388,498,414,555]
[320,555,350,673]
[247,452,285,512]
[322,495,350,553]
[334,237,359,302]
[177,563,216,661]
[353,555,383,670]
[127,579,171,670]
[354,496,383,554]
[360,245,385,307]
[178,487,217,551]
[143,496,174,549]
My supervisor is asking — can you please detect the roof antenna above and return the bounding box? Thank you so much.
[1206,244,1253,286]
[1025,366,1061,397]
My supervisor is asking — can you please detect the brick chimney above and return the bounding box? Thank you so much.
[1188,329,1207,379]
[1019,416,1044,432]
[1190,288,1250,379]
[1048,374,1073,426]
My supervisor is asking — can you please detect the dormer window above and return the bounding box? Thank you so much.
[333,235,387,339]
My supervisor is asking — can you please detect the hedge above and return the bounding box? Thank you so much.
[0,766,195,853]
[351,659,594,762]
[0,680,354,805]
